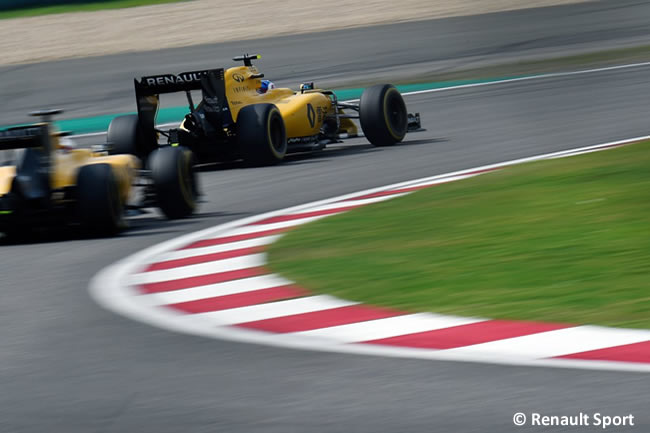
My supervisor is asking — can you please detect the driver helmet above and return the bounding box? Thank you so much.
[257,79,276,94]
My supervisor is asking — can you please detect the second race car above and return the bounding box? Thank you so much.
[0,110,198,239]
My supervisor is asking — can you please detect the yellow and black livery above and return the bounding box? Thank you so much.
[0,110,198,238]
[107,54,421,165]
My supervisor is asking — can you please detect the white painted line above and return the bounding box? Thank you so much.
[71,61,650,139]
[393,173,481,190]
[72,121,178,139]
[188,295,356,326]
[446,325,650,359]
[152,235,282,263]
[142,274,294,305]
[548,146,629,159]
[89,134,650,372]
[286,193,409,214]
[368,135,650,196]
[72,131,106,138]
[198,214,336,239]
[291,313,485,343]
[128,253,266,285]
[396,61,650,98]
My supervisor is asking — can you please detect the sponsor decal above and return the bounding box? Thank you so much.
[232,86,251,94]
[288,134,319,145]
[307,103,315,128]
[140,70,223,88]
[144,72,208,87]
[232,73,245,83]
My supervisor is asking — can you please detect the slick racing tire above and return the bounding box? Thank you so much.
[77,163,124,236]
[107,114,152,160]
[359,84,408,146]
[149,146,198,219]
[237,103,287,165]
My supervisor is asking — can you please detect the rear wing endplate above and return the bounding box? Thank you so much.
[133,69,226,138]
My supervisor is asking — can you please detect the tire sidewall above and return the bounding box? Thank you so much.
[237,103,287,165]
[77,163,123,235]
[359,84,408,146]
[149,146,197,219]
[107,114,154,160]
[266,106,287,160]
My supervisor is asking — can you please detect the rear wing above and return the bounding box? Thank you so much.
[0,124,52,199]
[0,125,50,151]
[133,69,226,138]
[134,69,224,97]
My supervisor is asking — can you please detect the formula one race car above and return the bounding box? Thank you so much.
[0,110,198,238]
[107,54,421,165]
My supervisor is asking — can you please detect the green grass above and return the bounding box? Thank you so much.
[0,0,187,19]
[268,141,650,329]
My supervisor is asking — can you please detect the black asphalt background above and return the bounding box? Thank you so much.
[2,1,650,432]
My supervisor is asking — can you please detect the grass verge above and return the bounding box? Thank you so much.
[0,0,186,19]
[267,141,650,329]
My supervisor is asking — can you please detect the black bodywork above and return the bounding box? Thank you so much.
[0,124,72,232]
[133,68,238,162]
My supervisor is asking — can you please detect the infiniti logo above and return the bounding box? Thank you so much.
[233,73,245,82]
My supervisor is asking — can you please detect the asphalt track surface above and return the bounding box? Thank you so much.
[3,0,650,125]
[2,2,650,432]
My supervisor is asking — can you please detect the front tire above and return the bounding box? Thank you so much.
[359,84,408,146]
[77,163,124,236]
[237,103,287,165]
[149,146,198,219]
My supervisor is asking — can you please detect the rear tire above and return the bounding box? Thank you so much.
[149,146,198,219]
[77,163,123,236]
[107,115,150,159]
[237,104,287,165]
[359,84,408,146]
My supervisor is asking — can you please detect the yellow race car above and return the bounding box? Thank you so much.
[107,54,421,165]
[0,110,198,238]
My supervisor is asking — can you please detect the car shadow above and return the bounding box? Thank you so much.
[284,143,379,163]
[0,210,246,246]
[194,136,446,172]
[399,137,447,146]
[123,210,247,233]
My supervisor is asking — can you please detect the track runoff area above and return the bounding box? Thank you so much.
[90,62,650,372]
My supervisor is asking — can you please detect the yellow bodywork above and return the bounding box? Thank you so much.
[223,66,334,138]
[0,135,139,204]
[0,166,15,195]
[179,65,359,139]
[52,149,139,203]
